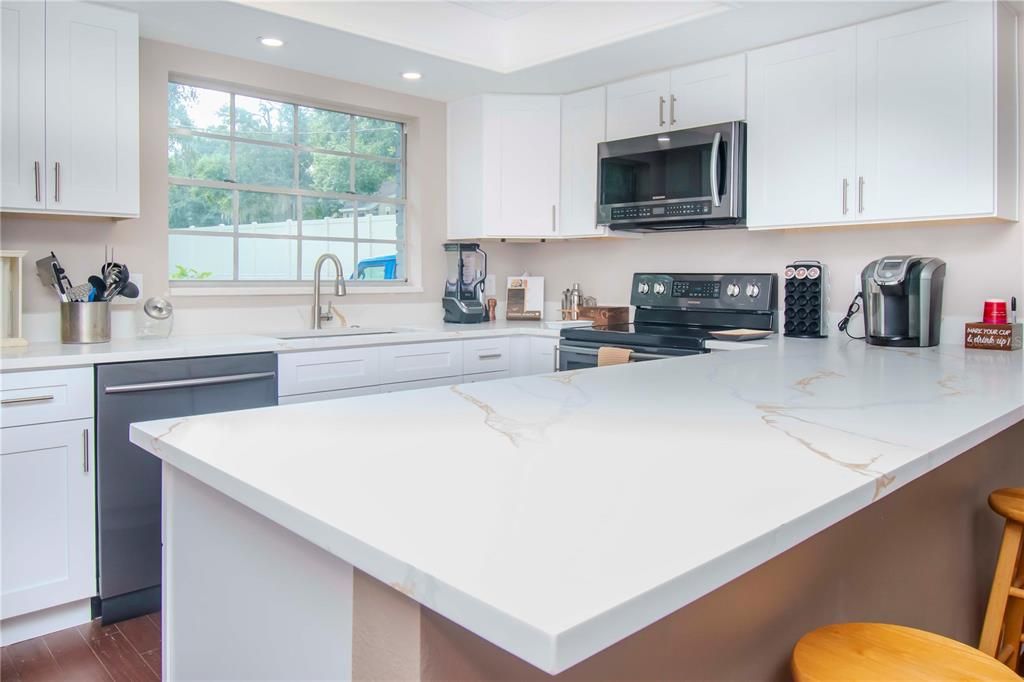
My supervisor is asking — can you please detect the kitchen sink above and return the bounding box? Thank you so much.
[272,327,397,340]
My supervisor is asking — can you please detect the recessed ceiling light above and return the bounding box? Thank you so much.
[402,72,423,81]
[259,37,284,47]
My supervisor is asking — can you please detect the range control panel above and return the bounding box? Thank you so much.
[610,201,712,222]
[631,273,778,312]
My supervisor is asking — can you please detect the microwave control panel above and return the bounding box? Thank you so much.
[610,201,712,221]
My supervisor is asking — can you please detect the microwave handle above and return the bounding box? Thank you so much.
[709,131,722,208]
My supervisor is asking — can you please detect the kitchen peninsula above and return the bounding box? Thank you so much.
[130,336,1024,681]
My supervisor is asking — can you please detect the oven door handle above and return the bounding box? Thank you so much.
[709,131,722,208]
[558,345,677,361]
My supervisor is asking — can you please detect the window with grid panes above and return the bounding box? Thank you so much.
[167,81,407,285]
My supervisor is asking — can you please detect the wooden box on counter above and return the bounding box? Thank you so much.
[577,306,630,327]
[965,322,1022,351]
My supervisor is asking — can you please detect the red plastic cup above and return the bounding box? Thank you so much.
[984,299,1008,324]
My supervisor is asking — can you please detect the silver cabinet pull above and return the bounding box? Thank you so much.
[858,176,865,213]
[551,204,556,232]
[104,371,276,394]
[658,96,666,127]
[842,178,849,215]
[478,353,503,360]
[708,131,722,208]
[54,162,60,202]
[34,161,41,202]
[83,428,90,473]
[1,394,55,406]
[669,95,677,126]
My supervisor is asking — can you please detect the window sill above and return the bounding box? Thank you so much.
[169,283,424,297]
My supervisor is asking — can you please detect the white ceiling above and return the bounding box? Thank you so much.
[113,1,929,102]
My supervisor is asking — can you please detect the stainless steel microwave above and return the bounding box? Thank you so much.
[597,121,745,231]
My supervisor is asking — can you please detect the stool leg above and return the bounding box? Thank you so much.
[980,521,1023,659]
[1004,537,1024,671]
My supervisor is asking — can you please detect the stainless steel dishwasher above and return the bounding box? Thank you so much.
[95,353,277,624]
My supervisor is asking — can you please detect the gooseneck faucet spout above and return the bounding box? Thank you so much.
[312,253,347,330]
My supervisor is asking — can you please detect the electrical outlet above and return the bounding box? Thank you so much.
[852,272,861,295]
[484,274,496,296]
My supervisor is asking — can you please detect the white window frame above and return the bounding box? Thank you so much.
[167,77,422,296]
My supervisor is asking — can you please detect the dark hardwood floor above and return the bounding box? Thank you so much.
[2,612,161,681]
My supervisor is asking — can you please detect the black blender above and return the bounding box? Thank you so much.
[442,243,487,323]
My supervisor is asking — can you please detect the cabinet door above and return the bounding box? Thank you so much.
[669,54,746,129]
[44,2,139,216]
[482,96,561,237]
[0,2,45,211]
[528,337,558,375]
[559,87,606,237]
[856,2,994,221]
[746,28,857,228]
[1,419,96,620]
[606,71,670,141]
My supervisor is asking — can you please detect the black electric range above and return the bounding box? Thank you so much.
[557,273,778,371]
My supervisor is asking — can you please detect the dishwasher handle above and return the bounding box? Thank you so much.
[104,371,276,394]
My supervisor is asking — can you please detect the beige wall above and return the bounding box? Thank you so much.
[0,39,525,320]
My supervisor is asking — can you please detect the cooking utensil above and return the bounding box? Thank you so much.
[119,281,140,299]
[66,282,93,302]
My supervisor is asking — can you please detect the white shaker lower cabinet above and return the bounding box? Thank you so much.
[277,347,380,398]
[1,419,96,624]
[0,366,96,645]
[528,337,558,375]
[855,1,1017,222]
[746,28,858,229]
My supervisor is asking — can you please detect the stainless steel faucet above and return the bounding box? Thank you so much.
[312,253,347,329]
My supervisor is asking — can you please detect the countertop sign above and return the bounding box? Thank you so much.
[965,323,1022,351]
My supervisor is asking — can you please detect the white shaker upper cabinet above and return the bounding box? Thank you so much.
[447,95,560,239]
[606,71,671,142]
[559,87,606,237]
[856,1,1012,222]
[746,28,857,229]
[0,3,46,212]
[44,2,139,217]
[669,54,746,130]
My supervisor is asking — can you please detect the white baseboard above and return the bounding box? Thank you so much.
[0,598,93,646]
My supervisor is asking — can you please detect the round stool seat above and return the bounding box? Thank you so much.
[989,488,1024,524]
[792,623,1018,681]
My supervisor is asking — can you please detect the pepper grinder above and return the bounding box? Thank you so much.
[487,298,497,322]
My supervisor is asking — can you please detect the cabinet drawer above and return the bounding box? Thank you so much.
[0,368,93,428]
[379,342,463,384]
[463,338,511,375]
[277,348,380,397]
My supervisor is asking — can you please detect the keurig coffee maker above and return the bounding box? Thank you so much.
[443,243,487,323]
[860,255,946,347]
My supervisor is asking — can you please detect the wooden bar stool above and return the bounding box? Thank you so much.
[980,487,1024,669]
[793,623,1019,681]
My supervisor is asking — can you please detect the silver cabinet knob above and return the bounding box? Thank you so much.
[746,283,761,298]
[726,283,740,297]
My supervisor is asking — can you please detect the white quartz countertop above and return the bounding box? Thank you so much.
[0,320,560,371]
[129,337,1024,674]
